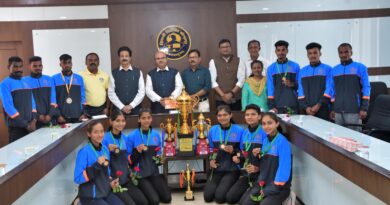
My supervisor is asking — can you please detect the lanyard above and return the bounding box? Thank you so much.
[88,142,107,159]
[109,132,123,150]
[140,128,151,146]
[261,133,279,157]
[219,125,232,145]
[276,61,289,78]
[61,73,74,95]
[244,126,261,151]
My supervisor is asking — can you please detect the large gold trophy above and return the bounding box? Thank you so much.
[160,118,178,157]
[192,113,211,155]
[175,88,199,156]
[179,163,196,201]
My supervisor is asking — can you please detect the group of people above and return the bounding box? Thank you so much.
[74,104,290,205]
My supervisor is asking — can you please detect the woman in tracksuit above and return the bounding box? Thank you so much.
[226,104,266,204]
[102,110,148,205]
[74,121,124,205]
[240,112,292,205]
[127,108,171,205]
[204,105,244,203]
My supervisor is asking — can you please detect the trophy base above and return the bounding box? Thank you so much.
[177,134,195,157]
[184,191,195,201]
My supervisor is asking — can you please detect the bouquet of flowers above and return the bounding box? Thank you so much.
[250,180,265,202]
[112,170,128,193]
[130,166,142,186]
[152,146,165,165]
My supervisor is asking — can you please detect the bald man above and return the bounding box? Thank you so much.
[145,51,183,114]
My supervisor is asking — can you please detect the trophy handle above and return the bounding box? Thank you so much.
[192,95,200,109]
[191,120,197,131]
[160,123,165,129]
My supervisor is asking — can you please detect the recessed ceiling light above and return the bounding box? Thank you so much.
[262,7,269,11]
[59,16,67,19]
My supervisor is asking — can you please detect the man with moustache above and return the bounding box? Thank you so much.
[330,43,370,131]
[209,39,246,111]
[23,56,58,128]
[108,46,145,115]
[181,49,211,112]
[245,40,270,78]
[0,56,37,142]
[80,53,110,117]
[52,54,87,123]
[298,43,332,121]
[267,40,300,114]
[146,51,183,114]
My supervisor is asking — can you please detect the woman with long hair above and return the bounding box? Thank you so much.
[242,60,268,111]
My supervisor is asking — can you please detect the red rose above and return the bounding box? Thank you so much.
[116,170,123,177]
[242,151,249,157]
[154,146,161,152]
[259,180,265,187]
[213,148,219,153]
[134,166,140,172]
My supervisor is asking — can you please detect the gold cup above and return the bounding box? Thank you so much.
[176,88,199,134]
[192,112,211,139]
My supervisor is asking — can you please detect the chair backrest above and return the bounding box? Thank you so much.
[367,94,390,130]
[365,82,388,123]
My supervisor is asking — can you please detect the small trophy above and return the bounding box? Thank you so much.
[160,118,177,157]
[179,163,196,201]
[192,113,211,155]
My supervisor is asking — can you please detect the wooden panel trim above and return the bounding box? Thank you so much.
[279,119,390,204]
[368,67,390,75]
[236,8,390,23]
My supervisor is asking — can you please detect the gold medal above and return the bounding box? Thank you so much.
[143,146,148,151]
[220,144,225,150]
[103,160,109,167]
[66,97,72,104]
[236,153,241,157]
[282,77,286,81]
[114,148,120,154]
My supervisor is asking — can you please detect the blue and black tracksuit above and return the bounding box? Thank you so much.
[241,132,292,205]
[267,59,300,114]
[204,124,244,203]
[23,74,59,127]
[331,60,371,113]
[298,62,333,120]
[52,72,86,122]
[0,74,37,142]
[74,142,112,199]
[225,124,266,204]
[127,128,171,204]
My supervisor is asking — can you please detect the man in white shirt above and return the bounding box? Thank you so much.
[146,51,183,114]
[209,39,246,111]
[108,46,145,115]
[245,39,270,78]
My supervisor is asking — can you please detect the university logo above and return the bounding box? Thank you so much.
[156,25,191,60]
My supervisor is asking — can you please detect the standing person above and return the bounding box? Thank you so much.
[181,49,211,112]
[245,40,271,78]
[330,43,370,131]
[242,60,268,112]
[24,56,58,128]
[298,42,332,121]
[0,56,37,143]
[74,121,124,205]
[239,112,292,205]
[52,54,88,123]
[103,110,148,205]
[209,39,246,111]
[108,46,145,115]
[80,53,110,117]
[127,108,172,204]
[203,105,244,203]
[226,104,266,204]
[267,40,300,114]
[146,51,183,114]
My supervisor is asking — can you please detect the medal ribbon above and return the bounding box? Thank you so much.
[109,132,123,150]
[88,142,107,159]
[61,73,74,96]
[140,128,151,147]
[219,125,232,146]
[276,61,289,79]
[261,133,279,157]
[244,125,261,151]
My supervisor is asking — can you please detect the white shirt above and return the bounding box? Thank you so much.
[145,66,184,102]
[209,57,246,89]
[108,65,145,110]
[245,55,270,78]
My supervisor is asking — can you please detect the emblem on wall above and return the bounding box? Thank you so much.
[156,25,191,60]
